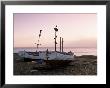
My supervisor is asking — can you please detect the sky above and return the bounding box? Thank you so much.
[14,13,97,48]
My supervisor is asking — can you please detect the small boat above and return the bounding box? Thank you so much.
[18,50,74,66]
[18,25,74,66]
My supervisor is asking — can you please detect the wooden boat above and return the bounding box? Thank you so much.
[18,25,74,67]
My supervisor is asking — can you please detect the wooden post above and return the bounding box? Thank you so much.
[62,38,63,52]
[60,37,61,52]
[55,31,56,51]
[54,26,58,52]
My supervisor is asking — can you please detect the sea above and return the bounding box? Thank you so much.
[14,47,97,56]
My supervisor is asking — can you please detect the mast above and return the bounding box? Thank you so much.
[55,30,56,51]
[35,30,42,51]
[54,25,58,52]
[60,37,61,52]
[62,38,63,52]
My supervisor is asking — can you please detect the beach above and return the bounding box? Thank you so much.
[14,53,97,75]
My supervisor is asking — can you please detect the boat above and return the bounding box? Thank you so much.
[18,25,74,66]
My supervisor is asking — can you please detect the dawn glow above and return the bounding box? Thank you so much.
[14,13,97,48]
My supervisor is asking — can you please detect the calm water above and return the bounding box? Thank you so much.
[14,47,97,56]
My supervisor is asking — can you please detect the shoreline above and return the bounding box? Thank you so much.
[14,52,97,57]
[13,47,97,56]
[14,53,97,75]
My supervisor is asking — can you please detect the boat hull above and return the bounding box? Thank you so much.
[23,58,72,66]
[23,58,43,62]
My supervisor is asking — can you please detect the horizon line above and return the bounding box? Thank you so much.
[14,46,97,48]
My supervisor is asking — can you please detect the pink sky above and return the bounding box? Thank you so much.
[14,13,97,48]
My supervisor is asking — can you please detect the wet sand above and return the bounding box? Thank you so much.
[14,53,97,75]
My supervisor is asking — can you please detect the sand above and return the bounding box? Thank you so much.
[14,53,97,75]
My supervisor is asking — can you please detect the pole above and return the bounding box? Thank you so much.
[54,25,58,52]
[60,37,61,52]
[55,31,56,51]
[62,38,63,52]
